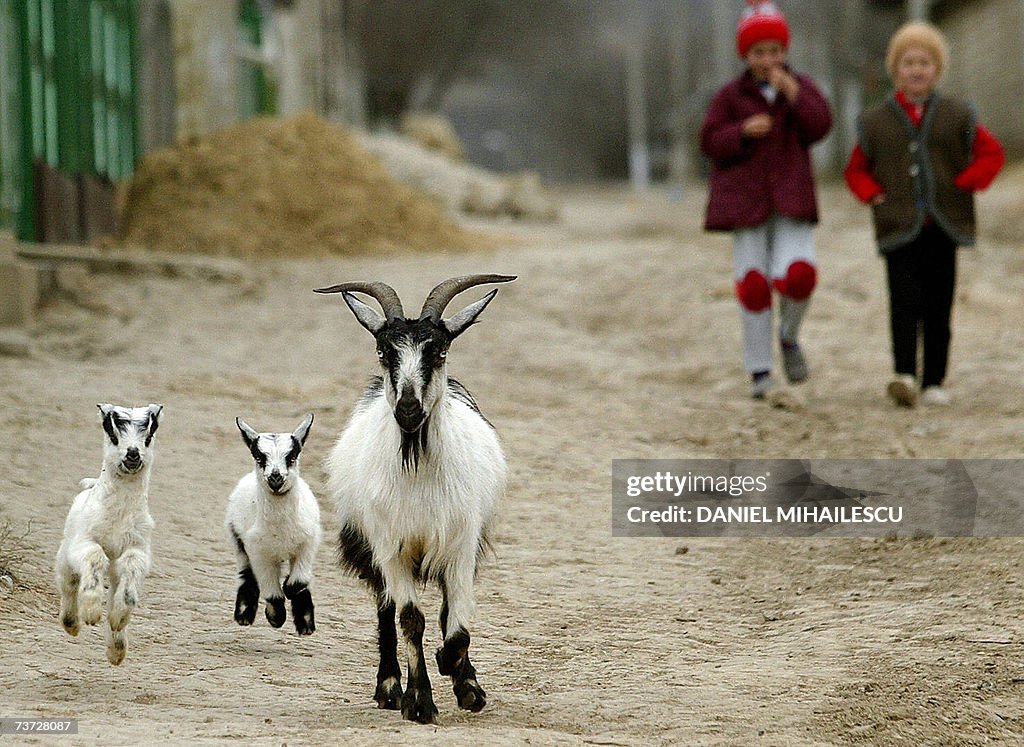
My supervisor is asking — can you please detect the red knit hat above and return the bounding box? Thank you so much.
[737,1,790,57]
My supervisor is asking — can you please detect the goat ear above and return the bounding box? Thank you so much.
[293,413,314,448]
[97,404,119,445]
[236,417,259,449]
[342,291,386,333]
[444,289,498,339]
[145,404,163,445]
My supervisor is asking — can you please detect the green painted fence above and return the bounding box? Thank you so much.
[0,0,138,241]
[238,0,276,119]
[0,0,24,233]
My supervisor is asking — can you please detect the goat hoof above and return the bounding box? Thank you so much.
[400,686,438,724]
[234,587,259,625]
[294,613,315,636]
[106,633,127,666]
[234,599,257,626]
[455,678,487,712]
[374,677,403,710]
[265,598,286,628]
[289,590,315,635]
[61,616,80,637]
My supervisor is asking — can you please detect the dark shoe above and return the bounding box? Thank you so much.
[751,370,774,400]
[887,375,917,408]
[780,339,808,384]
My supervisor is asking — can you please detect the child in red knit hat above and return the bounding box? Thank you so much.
[701,1,833,399]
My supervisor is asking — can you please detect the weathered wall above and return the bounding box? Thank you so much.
[319,0,366,126]
[275,0,324,116]
[137,0,178,153]
[938,0,1024,156]
[160,0,351,141]
[169,0,240,140]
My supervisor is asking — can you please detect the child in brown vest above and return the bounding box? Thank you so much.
[845,21,1004,408]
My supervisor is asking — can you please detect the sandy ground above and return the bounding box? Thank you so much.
[1,182,1023,746]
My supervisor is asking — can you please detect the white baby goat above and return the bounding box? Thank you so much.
[55,403,163,665]
[225,414,321,635]
[314,274,513,724]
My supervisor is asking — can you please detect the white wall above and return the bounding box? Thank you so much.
[169,0,240,139]
[939,0,1024,156]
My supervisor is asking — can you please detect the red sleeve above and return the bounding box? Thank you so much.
[954,124,1005,191]
[843,144,884,203]
[700,87,748,163]
[789,76,832,146]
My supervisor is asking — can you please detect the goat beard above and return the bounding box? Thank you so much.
[400,421,430,471]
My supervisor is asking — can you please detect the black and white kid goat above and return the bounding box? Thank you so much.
[56,403,163,665]
[314,274,514,724]
[226,414,321,635]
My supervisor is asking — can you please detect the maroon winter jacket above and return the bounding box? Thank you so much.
[701,69,832,231]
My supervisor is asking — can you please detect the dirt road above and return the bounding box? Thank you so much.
[1,184,1022,745]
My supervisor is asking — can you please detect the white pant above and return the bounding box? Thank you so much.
[733,214,816,374]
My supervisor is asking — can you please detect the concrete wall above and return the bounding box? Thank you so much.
[319,0,366,126]
[937,0,1024,157]
[276,0,324,116]
[137,0,178,153]
[169,0,240,140]
[160,0,351,141]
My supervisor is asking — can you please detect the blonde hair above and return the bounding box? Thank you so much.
[886,21,949,79]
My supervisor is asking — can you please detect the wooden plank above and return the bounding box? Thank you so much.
[15,242,249,282]
[78,171,116,241]
[34,158,80,243]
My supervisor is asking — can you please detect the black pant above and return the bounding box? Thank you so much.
[884,224,958,388]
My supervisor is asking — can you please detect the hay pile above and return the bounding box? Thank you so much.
[361,132,560,222]
[118,113,477,258]
[399,112,465,161]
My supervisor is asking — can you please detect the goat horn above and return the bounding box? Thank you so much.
[419,274,517,321]
[313,281,405,321]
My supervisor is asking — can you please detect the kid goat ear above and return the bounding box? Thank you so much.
[236,417,260,448]
[98,404,119,445]
[146,404,163,444]
[293,413,314,448]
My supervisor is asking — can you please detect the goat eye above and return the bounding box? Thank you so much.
[439,350,447,359]
[376,349,385,360]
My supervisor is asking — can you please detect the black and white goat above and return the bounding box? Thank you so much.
[314,274,514,724]
[55,403,163,665]
[225,414,321,635]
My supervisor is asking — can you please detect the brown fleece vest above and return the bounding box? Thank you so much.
[858,94,976,252]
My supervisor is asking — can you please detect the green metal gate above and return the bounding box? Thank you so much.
[0,0,138,242]
[0,0,24,234]
[238,0,276,119]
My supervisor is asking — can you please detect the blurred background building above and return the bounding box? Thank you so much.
[1,0,1022,243]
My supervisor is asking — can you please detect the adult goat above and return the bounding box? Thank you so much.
[314,274,514,723]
